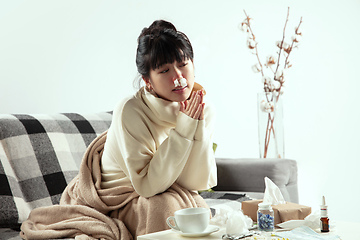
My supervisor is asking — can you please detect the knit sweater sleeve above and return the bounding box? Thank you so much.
[176,102,217,191]
[114,99,200,198]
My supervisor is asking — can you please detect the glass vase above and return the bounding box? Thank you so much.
[257,92,284,158]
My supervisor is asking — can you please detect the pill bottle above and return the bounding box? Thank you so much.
[257,202,274,231]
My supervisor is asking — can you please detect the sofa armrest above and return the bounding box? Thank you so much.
[214,158,299,203]
[0,112,112,228]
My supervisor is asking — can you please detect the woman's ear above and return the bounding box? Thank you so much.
[142,76,150,85]
[143,76,153,90]
[142,76,149,83]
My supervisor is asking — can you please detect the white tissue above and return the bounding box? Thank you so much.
[208,200,252,236]
[179,78,187,87]
[174,79,180,87]
[174,78,187,88]
[277,210,337,231]
[226,210,252,235]
[263,177,286,205]
[209,200,241,226]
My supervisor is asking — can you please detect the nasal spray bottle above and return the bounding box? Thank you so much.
[320,196,330,232]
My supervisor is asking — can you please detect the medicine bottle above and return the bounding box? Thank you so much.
[257,202,274,231]
[320,196,330,232]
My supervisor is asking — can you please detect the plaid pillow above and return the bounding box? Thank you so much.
[0,112,112,228]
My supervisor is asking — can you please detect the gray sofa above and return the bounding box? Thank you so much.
[0,112,298,240]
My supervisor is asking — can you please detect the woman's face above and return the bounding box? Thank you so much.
[144,59,195,102]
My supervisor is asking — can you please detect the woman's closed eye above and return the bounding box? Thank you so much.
[180,62,188,67]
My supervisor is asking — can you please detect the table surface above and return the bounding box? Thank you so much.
[137,221,358,240]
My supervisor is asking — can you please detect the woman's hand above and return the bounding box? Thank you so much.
[180,90,205,120]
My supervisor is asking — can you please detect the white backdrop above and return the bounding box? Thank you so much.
[1,0,359,223]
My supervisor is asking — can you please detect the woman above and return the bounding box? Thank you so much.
[101,19,217,235]
[101,19,217,196]
[20,20,216,240]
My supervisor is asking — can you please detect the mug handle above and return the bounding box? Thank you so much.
[166,216,180,231]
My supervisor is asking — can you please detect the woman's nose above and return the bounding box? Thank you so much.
[173,67,183,80]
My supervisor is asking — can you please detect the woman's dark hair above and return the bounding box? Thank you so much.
[134,20,194,88]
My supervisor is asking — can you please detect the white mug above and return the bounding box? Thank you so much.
[166,207,210,233]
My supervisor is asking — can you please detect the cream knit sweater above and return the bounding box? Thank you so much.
[100,87,217,198]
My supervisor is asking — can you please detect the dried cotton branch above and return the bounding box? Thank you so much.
[240,7,303,95]
[239,8,303,158]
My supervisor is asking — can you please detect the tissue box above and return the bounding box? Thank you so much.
[242,200,311,224]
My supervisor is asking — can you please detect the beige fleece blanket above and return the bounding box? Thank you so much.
[20,131,209,240]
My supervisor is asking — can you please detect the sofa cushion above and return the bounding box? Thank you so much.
[0,112,112,228]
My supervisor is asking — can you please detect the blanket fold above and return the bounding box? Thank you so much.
[20,131,208,240]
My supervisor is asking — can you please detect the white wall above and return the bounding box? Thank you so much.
[1,0,359,223]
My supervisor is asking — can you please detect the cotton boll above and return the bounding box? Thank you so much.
[247,39,256,49]
[282,42,292,54]
[275,69,284,80]
[266,55,277,65]
[280,86,286,95]
[276,41,283,49]
[260,100,274,113]
[295,26,303,36]
[238,22,248,32]
[282,42,290,50]
[244,16,254,26]
[271,80,281,90]
[264,84,271,92]
[291,34,301,43]
[260,100,267,112]
[262,76,271,84]
[252,63,261,73]
[280,76,286,83]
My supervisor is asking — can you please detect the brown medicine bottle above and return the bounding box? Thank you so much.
[320,196,329,232]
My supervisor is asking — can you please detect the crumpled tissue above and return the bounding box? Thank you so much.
[278,210,336,230]
[226,210,253,235]
[209,201,253,236]
[278,211,320,230]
